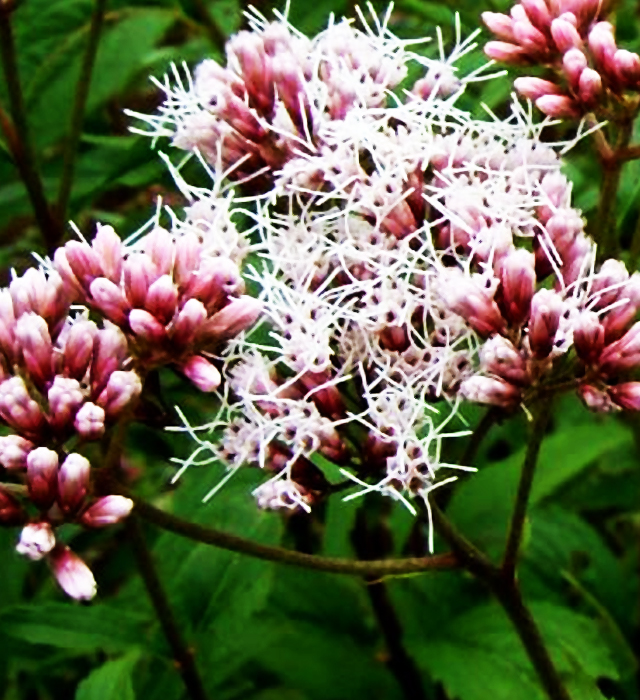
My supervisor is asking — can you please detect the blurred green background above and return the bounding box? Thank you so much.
[0,1,639,699]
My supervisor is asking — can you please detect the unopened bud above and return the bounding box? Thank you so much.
[484,41,529,64]
[0,435,33,469]
[499,248,535,326]
[16,522,55,561]
[97,370,142,418]
[48,545,97,600]
[609,382,640,411]
[514,77,561,100]
[81,495,133,528]
[482,12,515,41]
[460,376,520,407]
[74,402,105,440]
[535,94,580,118]
[27,447,59,509]
[178,355,221,392]
[529,289,563,358]
[57,453,90,512]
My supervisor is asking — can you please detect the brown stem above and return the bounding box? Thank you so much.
[56,0,108,225]
[501,396,552,580]
[0,6,61,251]
[130,494,458,578]
[125,516,209,700]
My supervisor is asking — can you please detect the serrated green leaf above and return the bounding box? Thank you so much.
[75,652,139,700]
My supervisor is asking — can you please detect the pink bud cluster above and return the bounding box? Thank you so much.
[54,223,261,392]
[483,0,640,117]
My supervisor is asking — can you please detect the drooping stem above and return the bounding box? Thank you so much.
[56,0,108,225]
[501,396,552,580]
[125,516,209,700]
[131,495,458,577]
[0,4,61,251]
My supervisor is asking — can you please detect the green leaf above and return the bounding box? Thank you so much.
[414,601,617,700]
[75,652,139,700]
[0,604,152,651]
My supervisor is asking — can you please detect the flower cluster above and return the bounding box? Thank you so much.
[0,194,260,598]
[138,7,640,539]
[483,0,640,118]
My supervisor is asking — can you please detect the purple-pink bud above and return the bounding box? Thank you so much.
[80,495,133,528]
[47,377,84,430]
[513,19,548,53]
[145,275,178,326]
[173,231,202,288]
[16,521,56,560]
[588,22,617,71]
[124,254,159,309]
[514,77,562,100]
[0,486,26,525]
[184,257,243,313]
[599,321,640,374]
[614,49,640,85]
[485,41,529,64]
[482,12,516,41]
[62,320,97,380]
[578,68,602,106]
[27,447,59,509]
[535,94,580,118]
[61,241,104,291]
[97,370,142,418]
[57,453,90,512]
[0,435,33,469]
[499,249,536,326]
[609,382,640,411]
[129,308,168,344]
[92,225,123,284]
[480,336,529,385]
[520,0,551,30]
[578,384,617,412]
[590,259,628,309]
[573,311,605,364]
[171,298,208,347]
[89,278,130,326]
[529,289,564,358]
[0,376,45,436]
[602,273,640,342]
[563,48,588,86]
[460,376,521,407]
[48,545,97,600]
[178,355,221,392]
[199,296,263,344]
[550,17,582,52]
[91,325,128,397]
[143,227,174,276]
[15,313,53,388]
[443,277,505,338]
[74,402,105,440]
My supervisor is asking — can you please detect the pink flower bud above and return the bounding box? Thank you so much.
[89,278,130,326]
[0,435,33,469]
[480,336,529,385]
[47,377,84,430]
[184,257,243,313]
[0,289,17,362]
[143,227,174,276]
[129,308,168,344]
[499,249,535,326]
[15,313,53,388]
[170,298,208,348]
[535,94,580,118]
[62,319,97,380]
[199,296,263,344]
[9,268,67,324]
[599,321,640,375]
[0,486,26,525]
[124,254,159,309]
[520,0,551,30]
[550,17,582,52]
[513,19,548,53]
[0,376,46,436]
[74,402,105,440]
[563,48,588,86]
[590,259,628,310]
[484,41,529,64]
[81,495,133,528]
[91,325,128,397]
[578,384,617,412]
[609,382,640,411]
[145,275,178,325]
[16,522,56,561]
[272,53,307,130]
[573,311,605,364]
[53,247,84,298]
[174,231,202,288]
[602,273,640,342]
[61,241,104,291]
[460,376,520,407]
[178,355,221,392]
[529,289,564,358]
[443,276,505,338]
[48,545,97,600]
[482,12,516,41]
[514,77,562,100]
[614,49,640,85]
[92,224,123,284]
[27,447,59,509]
[578,68,602,106]
[57,453,90,512]
[97,370,142,418]
[589,22,617,72]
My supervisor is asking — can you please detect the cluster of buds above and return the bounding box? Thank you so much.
[1,190,261,597]
[483,0,640,117]
[54,222,261,393]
